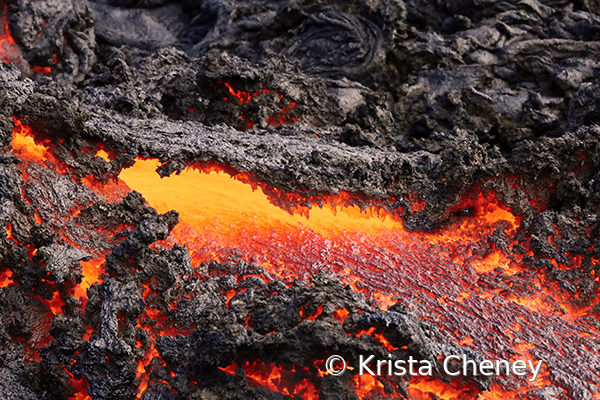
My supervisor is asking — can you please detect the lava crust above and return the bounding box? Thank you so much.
[1,0,600,399]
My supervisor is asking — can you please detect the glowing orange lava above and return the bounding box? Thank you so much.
[220,361,319,399]
[136,347,160,398]
[351,373,389,398]
[116,158,600,399]
[0,268,12,287]
[1,5,16,60]
[117,158,522,295]
[12,118,48,160]
[0,5,24,65]
[355,326,398,352]
[407,376,481,400]
[7,121,600,399]
[218,81,298,129]
[9,121,108,399]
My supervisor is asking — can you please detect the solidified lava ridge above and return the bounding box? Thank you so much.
[1,0,600,399]
[1,118,598,400]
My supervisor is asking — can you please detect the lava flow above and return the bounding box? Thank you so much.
[0,5,17,62]
[116,159,599,399]
[2,0,600,398]
[218,81,298,129]
[5,121,600,400]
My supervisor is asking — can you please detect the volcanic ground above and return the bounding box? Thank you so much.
[0,0,600,399]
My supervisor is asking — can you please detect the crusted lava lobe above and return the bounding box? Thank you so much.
[1,0,600,399]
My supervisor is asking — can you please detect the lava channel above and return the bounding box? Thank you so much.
[5,120,600,400]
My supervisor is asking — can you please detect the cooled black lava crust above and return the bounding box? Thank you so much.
[0,0,600,399]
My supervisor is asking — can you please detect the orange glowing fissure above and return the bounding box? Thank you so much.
[2,8,53,74]
[220,361,319,399]
[1,5,17,63]
[8,119,600,400]
[218,81,298,129]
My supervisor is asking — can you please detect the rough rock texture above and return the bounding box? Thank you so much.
[8,0,96,82]
[1,0,600,399]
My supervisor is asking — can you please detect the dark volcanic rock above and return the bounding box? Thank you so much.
[151,268,489,399]
[8,0,96,82]
[1,0,600,398]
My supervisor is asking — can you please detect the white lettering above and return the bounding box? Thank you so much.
[496,360,511,376]
[377,360,386,376]
[463,354,478,376]
[443,355,461,376]
[528,360,543,382]
[394,360,406,376]
[512,360,527,376]
[418,361,432,376]
[359,355,375,376]
[479,360,494,376]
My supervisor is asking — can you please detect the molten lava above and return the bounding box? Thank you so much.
[220,361,319,399]
[116,158,599,399]
[7,121,600,399]
[218,81,298,129]
[2,7,54,75]
[0,5,18,63]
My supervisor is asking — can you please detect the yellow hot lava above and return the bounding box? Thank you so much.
[118,158,400,237]
[8,120,599,400]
